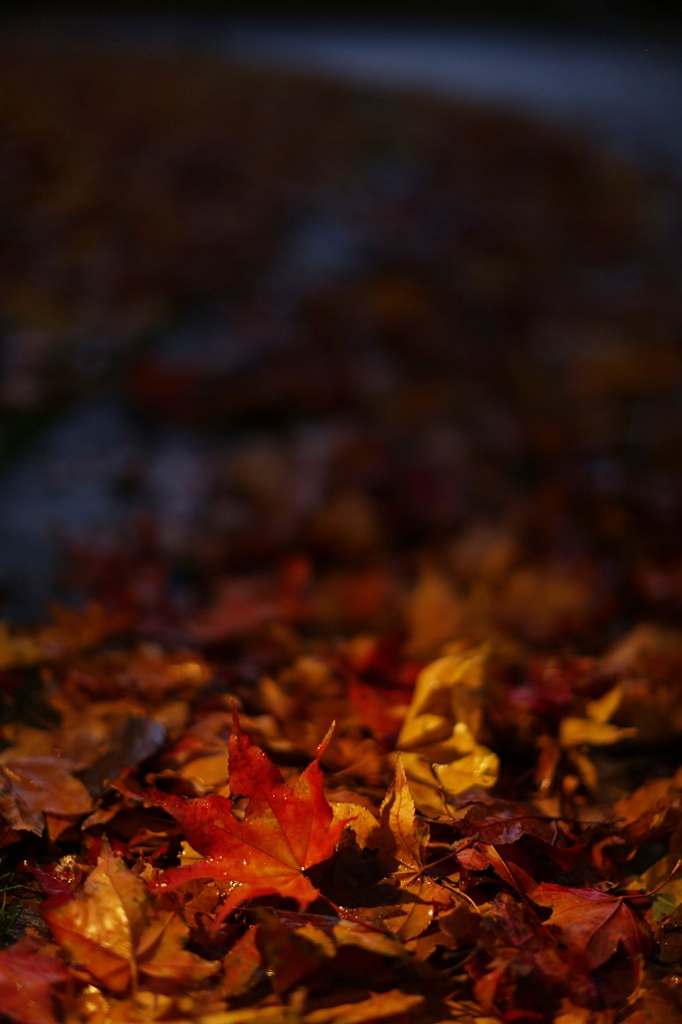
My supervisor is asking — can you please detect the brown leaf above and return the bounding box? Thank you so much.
[530,882,652,970]
[254,908,326,994]
[404,566,464,657]
[264,909,406,962]
[136,909,219,986]
[0,758,92,835]
[438,898,486,950]
[0,603,127,671]
[613,777,682,846]
[63,648,212,704]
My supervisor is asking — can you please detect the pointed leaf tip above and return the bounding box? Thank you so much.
[230,697,241,730]
[316,720,336,760]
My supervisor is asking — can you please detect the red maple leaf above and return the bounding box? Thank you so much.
[0,938,68,1024]
[147,707,347,923]
[530,882,652,970]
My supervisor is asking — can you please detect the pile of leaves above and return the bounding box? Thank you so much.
[2,568,682,1024]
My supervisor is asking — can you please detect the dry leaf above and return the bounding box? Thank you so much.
[45,837,148,992]
[303,990,424,1024]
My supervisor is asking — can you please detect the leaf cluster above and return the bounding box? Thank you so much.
[0,600,680,1024]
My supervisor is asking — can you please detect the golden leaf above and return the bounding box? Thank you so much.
[46,837,148,993]
[586,683,625,725]
[394,647,498,814]
[369,754,429,873]
[434,748,500,799]
[559,717,637,748]
[404,566,464,657]
[303,990,424,1024]
[331,801,379,849]
[46,838,217,994]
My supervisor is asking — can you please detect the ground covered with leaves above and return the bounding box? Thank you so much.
[0,45,682,1024]
[2,566,682,1024]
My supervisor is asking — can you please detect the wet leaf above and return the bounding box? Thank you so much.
[45,838,217,994]
[45,837,148,992]
[145,708,348,922]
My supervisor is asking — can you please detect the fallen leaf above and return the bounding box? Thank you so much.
[347,676,409,744]
[264,909,406,961]
[357,756,441,941]
[63,984,231,1024]
[53,700,168,797]
[136,908,218,986]
[0,603,127,671]
[24,855,84,907]
[45,838,218,994]
[554,1001,615,1023]
[253,908,326,993]
[333,801,380,850]
[145,707,348,922]
[612,777,682,846]
[367,755,429,874]
[63,648,212,704]
[438,898,486,950]
[433,750,499,802]
[303,990,424,1024]
[530,882,652,970]
[618,977,682,1023]
[397,649,489,755]
[45,836,148,992]
[447,794,561,846]
[559,717,637,748]
[0,758,92,835]
[395,648,498,814]
[221,926,263,998]
[404,565,464,657]
[0,937,68,1024]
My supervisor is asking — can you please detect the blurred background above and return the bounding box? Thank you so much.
[0,4,680,658]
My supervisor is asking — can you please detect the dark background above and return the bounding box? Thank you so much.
[0,0,680,629]
[3,1,681,31]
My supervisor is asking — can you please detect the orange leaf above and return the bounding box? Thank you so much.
[221,925,262,998]
[136,909,219,986]
[148,707,348,922]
